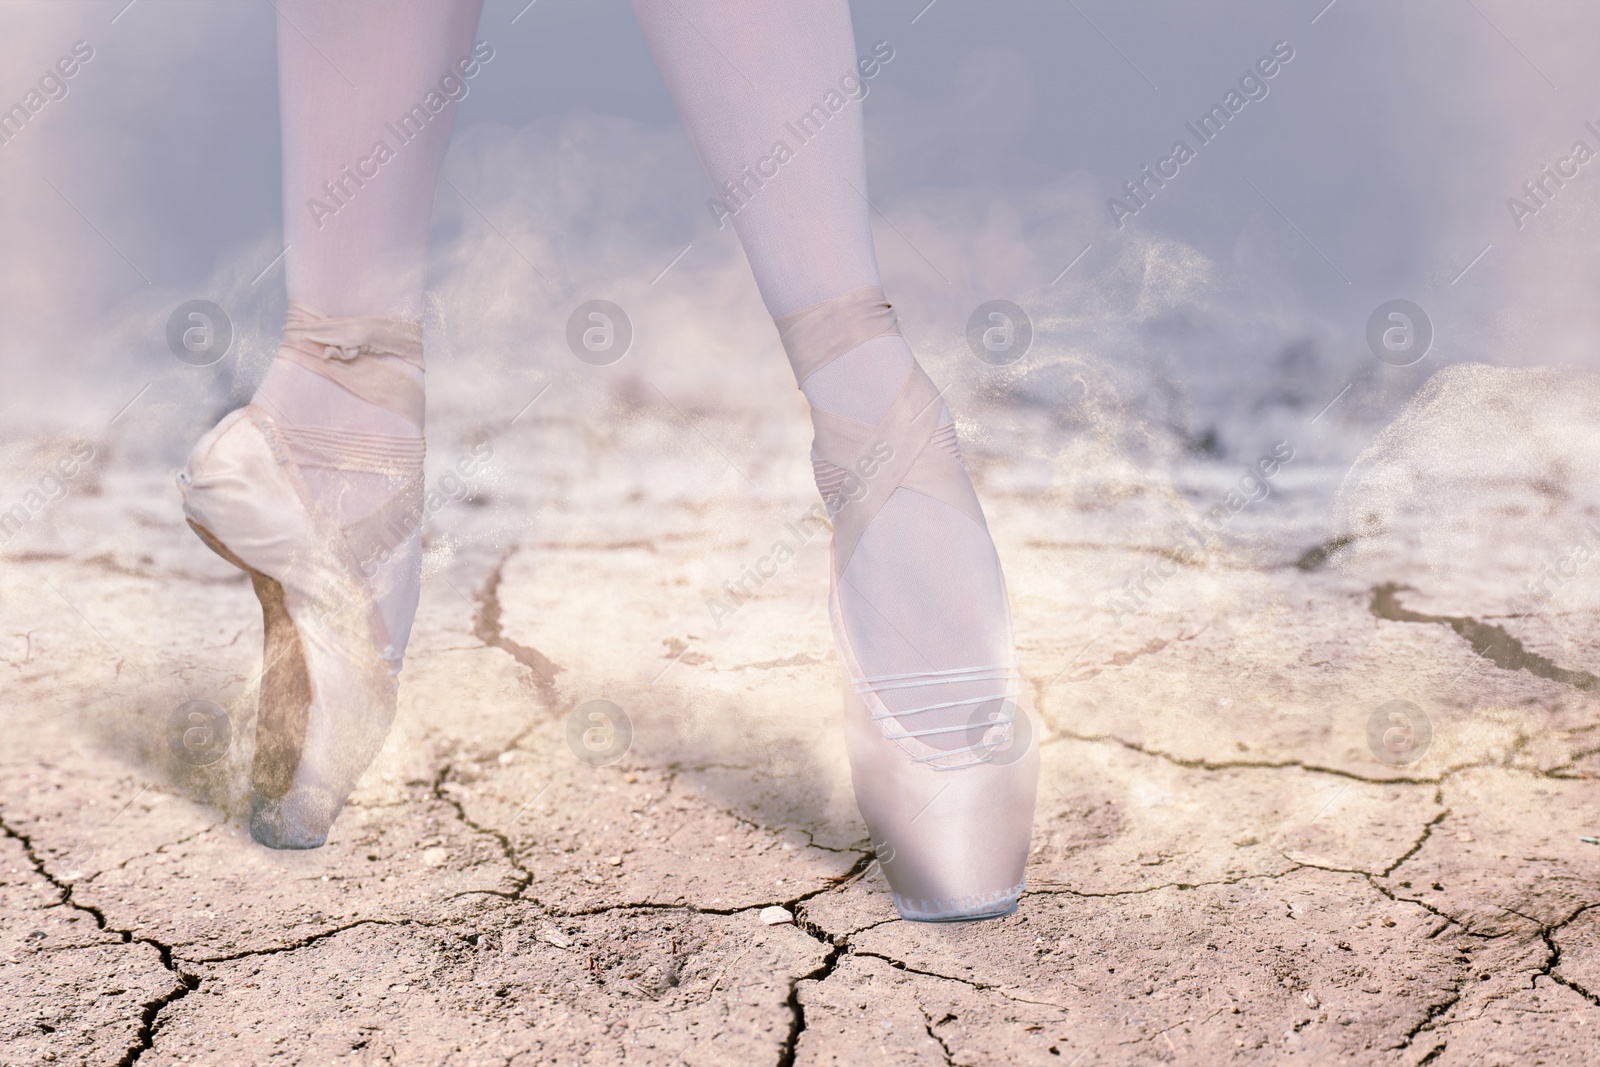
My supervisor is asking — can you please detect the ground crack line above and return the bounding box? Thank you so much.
[1028,867,1306,900]
[838,944,1070,1013]
[1039,725,1456,785]
[1066,631,1201,683]
[1537,903,1600,1008]
[1381,807,1451,878]
[471,547,564,706]
[433,764,534,900]
[548,854,873,921]
[920,1005,961,1067]
[1371,583,1599,691]
[1394,976,1469,1052]
[0,809,198,1066]
[177,917,445,965]
[775,918,843,1067]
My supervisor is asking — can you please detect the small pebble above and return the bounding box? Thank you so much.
[1302,992,1320,1009]
[539,928,572,949]
[760,906,794,926]
[606,856,622,866]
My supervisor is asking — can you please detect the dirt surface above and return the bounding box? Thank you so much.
[2,362,1598,1065]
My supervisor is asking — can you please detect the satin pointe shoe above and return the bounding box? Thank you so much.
[775,287,1040,922]
[178,304,426,848]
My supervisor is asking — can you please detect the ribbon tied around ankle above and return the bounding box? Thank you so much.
[773,286,986,573]
[279,302,426,428]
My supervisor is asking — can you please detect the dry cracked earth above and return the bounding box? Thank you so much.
[2,361,1599,1065]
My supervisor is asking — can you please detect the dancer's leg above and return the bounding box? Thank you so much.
[182,2,483,848]
[278,0,483,320]
[633,0,1012,745]
[257,0,484,657]
[633,0,1034,920]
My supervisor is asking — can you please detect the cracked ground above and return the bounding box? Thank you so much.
[2,361,1599,1065]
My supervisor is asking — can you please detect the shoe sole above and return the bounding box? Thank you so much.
[187,519,311,805]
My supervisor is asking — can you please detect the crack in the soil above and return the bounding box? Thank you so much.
[721,653,828,672]
[1536,904,1600,1008]
[1388,903,1600,1053]
[1417,1041,1448,1065]
[1294,534,1358,572]
[1027,868,1305,900]
[1370,583,1600,691]
[433,764,534,900]
[179,917,444,965]
[843,945,1072,1014]
[1395,979,1467,1053]
[1042,725,1455,785]
[1305,805,1600,1049]
[1381,807,1451,878]
[661,764,874,862]
[547,852,875,922]
[1036,654,1599,791]
[80,821,224,886]
[1258,855,1481,1054]
[1067,636,1171,682]
[851,949,997,992]
[471,548,564,706]
[920,1006,960,1067]
[0,809,198,1066]
[776,913,844,1067]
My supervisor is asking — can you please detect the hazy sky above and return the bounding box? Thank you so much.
[2,0,1596,447]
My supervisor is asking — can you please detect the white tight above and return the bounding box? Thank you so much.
[277,0,485,319]
[633,0,1013,748]
[261,1,1014,748]
[258,0,484,659]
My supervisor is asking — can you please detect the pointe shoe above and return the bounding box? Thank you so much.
[775,287,1039,922]
[833,578,1039,921]
[178,304,425,849]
